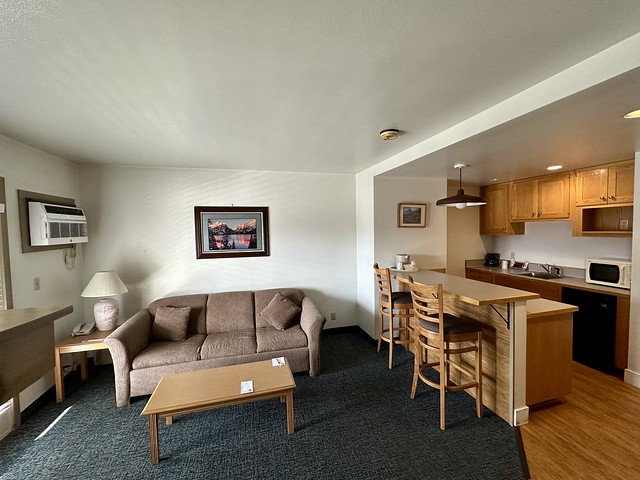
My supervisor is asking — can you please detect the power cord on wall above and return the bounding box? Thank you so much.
[63,245,77,270]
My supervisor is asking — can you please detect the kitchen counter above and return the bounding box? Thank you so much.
[466,260,631,370]
[467,262,630,297]
[395,268,539,305]
[0,305,74,421]
[394,269,535,426]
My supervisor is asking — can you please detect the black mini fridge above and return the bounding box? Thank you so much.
[562,287,617,374]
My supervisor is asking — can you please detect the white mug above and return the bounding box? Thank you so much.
[501,259,509,269]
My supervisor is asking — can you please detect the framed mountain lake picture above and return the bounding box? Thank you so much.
[194,206,270,259]
[398,203,426,228]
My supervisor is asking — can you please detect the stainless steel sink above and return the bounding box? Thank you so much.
[515,271,563,280]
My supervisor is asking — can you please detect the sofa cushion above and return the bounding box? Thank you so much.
[256,325,308,353]
[132,334,206,370]
[151,306,191,341]
[149,294,208,334]
[260,292,302,331]
[199,330,257,359]
[206,291,256,333]
[255,288,304,329]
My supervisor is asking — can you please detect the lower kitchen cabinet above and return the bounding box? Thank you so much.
[493,271,562,301]
[526,300,576,405]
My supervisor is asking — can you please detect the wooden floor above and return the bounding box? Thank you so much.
[520,362,640,479]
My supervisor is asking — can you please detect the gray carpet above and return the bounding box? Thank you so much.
[0,331,527,479]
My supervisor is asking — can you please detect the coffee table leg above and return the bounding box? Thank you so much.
[149,414,160,464]
[285,389,294,434]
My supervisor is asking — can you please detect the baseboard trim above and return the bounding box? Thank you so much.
[624,367,640,388]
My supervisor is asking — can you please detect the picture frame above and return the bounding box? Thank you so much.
[398,203,427,228]
[194,206,270,259]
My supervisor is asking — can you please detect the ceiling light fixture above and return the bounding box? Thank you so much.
[546,165,563,171]
[624,109,640,119]
[436,164,487,209]
[379,129,399,140]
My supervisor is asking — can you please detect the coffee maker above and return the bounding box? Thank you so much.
[484,253,500,267]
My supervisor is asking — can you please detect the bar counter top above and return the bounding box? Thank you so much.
[395,269,539,306]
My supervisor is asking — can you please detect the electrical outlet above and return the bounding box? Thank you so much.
[33,277,40,291]
[620,219,629,230]
[330,312,336,321]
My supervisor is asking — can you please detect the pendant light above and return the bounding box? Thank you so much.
[436,164,486,209]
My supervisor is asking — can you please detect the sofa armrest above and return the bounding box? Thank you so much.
[300,296,326,376]
[104,309,153,406]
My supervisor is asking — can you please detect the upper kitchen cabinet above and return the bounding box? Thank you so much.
[510,173,571,221]
[576,160,634,206]
[479,183,524,235]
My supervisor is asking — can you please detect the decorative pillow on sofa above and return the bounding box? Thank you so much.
[260,292,302,331]
[151,306,191,341]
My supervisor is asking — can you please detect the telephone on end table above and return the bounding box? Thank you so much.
[71,322,96,336]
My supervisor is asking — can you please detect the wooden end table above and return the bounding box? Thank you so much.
[54,327,116,402]
[141,359,296,464]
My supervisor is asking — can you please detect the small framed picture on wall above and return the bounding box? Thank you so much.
[398,203,426,228]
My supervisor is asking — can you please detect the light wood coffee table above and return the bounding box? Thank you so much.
[141,359,296,464]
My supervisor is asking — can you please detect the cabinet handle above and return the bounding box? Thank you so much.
[532,212,536,217]
[609,195,615,200]
[600,196,607,200]
[537,212,541,216]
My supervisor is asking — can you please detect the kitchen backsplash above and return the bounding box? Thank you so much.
[482,221,632,269]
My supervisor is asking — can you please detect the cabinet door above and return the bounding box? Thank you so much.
[576,168,608,206]
[510,179,537,221]
[537,174,570,219]
[608,162,634,204]
[479,184,524,235]
[465,268,494,283]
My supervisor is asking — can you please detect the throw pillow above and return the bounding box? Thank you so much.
[151,306,191,341]
[260,292,302,331]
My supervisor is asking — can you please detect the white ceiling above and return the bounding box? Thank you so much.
[1,1,640,184]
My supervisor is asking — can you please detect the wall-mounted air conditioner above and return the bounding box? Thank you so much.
[28,202,88,246]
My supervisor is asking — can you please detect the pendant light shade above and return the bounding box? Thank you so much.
[436,164,486,209]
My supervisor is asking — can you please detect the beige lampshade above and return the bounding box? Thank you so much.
[81,271,128,298]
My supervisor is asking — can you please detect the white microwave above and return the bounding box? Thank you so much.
[585,258,632,289]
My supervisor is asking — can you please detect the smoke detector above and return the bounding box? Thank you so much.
[379,129,399,141]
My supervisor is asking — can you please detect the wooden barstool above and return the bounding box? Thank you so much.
[408,280,483,430]
[373,263,413,369]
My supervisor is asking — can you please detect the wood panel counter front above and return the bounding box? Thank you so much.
[0,305,74,406]
[394,269,538,426]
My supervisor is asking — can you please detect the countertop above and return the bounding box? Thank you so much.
[394,269,539,306]
[466,263,631,297]
[0,305,74,335]
[527,298,578,318]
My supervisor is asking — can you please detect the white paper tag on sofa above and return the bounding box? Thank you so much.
[272,357,285,367]
[240,380,253,394]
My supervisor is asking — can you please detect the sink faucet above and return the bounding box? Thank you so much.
[540,263,564,276]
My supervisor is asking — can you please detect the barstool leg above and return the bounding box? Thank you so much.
[377,311,383,353]
[476,331,483,418]
[410,338,421,399]
[439,352,446,430]
[388,318,394,369]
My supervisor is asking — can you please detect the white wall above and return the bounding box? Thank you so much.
[446,183,486,277]
[0,134,83,410]
[625,151,640,387]
[484,221,632,268]
[374,176,447,270]
[77,165,357,328]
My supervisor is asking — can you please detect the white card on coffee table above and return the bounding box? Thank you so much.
[240,380,253,394]
[272,357,285,367]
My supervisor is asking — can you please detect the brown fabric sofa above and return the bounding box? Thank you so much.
[104,288,326,406]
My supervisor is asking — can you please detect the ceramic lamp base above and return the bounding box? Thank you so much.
[94,297,119,331]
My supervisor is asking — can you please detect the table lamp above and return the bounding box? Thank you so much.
[81,271,128,331]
